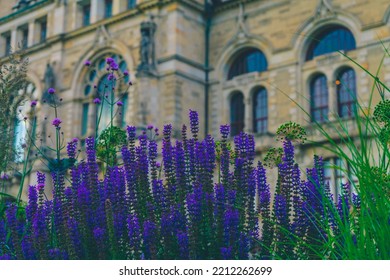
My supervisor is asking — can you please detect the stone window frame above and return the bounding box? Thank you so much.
[80,52,130,138]
[335,66,357,119]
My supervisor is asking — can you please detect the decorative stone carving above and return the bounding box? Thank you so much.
[94,25,111,47]
[315,0,335,18]
[137,20,157,76]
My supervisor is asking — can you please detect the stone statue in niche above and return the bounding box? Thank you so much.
[137,20,157,75]
[42,62,57,104]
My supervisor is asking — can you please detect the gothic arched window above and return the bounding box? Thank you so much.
[253,87,268,134]
[310,74,328,123]
[337,67,357,118]
[306,25,356,61]
[82,54,130,136]
[230,92,245,137]
[228,48,267,80]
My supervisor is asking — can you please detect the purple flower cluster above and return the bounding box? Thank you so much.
[0,110,361,260]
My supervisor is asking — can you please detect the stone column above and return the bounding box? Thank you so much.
[91,0,104,23]
[328,79,336,121]
[10,29,17,50]
[113,0,126,15]
[52,4,66,35]
[244,95,252,133]
[28,20,36,46]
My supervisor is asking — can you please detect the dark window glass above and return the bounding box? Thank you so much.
[253,87,268,134]
[105,0,113,18]
[230,92,245,137]
[306,26,356,61]
[4,34,11,55]
[82,103,89,136]
[83,4,91,26]
[128,0,136,8]
[310,74,328,123]
[337,68,356,118]
[40,20,47,43]
[121,94,128,127]
[228,48,267,80]
[22,28,28,49]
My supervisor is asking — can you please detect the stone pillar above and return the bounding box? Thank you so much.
[52,4,66,35]
[10,29,17,49]
[113,0,126,15]
[91,0,104,23]
[136,75,160,128]
[244,96,252,133]
[28,20,36,46]
[328,79,336,121]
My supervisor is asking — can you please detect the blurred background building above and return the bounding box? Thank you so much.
[1,0,390,200]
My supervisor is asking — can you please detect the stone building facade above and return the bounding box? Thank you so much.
[1,0,390,200]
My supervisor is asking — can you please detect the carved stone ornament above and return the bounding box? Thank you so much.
[315,0,335,18]
[94,25,111,47]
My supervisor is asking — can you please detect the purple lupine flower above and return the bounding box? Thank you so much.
[48,88,55,94]
[66,139,78,159]
[238,233,249,259]
[274,194,288,223]
[177,231,189,259]
[37,171,46,185]
[93,98,101,104]
[220,247,232,260]
[26,185,38,224]
[223,208,240,246]
[152,179,167,213]
[187,192,202,223]
[143,220,157,259]
[84,60,91,66]
[220,124,230,139]
[21,236,36,259]
[352,193,361,209]
[48,248,68,260]
[162,124,176,201]
[126,125,137,141]
[30,100,37,107]
[189,110,199,140]
[52,118,62,127]
[127,214,142,259]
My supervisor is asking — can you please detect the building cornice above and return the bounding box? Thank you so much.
[0,0,53,24]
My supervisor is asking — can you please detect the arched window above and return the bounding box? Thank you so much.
[337,68,356,118]
[230,92,245,137]
[306,25,356,61]
[13,82,38,162]
[228,48,267,80]
[253,87,268,134]
[82,53,130,136]
[310,74,328,123]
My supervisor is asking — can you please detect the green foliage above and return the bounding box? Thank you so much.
[373,99,390,125]
[263,147,283,168]
[0,53,29,177]
[96,126,127,166]
[276,121,307,143]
